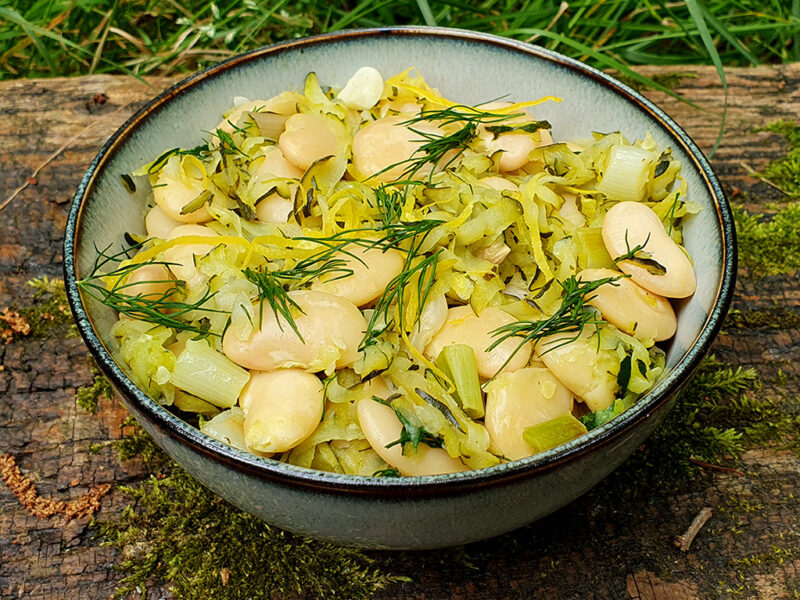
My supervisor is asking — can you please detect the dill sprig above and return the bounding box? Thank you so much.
[369,105,521,183]
[77,244,225,338]
[487,274,623,376]
[243,247,353,340]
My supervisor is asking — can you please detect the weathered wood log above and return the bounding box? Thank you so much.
[1,64,799,600]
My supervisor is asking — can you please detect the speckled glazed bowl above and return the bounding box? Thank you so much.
[65,27,736,550]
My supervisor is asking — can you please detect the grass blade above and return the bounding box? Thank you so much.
[684,0,727,157]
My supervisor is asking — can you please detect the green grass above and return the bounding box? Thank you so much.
[1,1,799,81]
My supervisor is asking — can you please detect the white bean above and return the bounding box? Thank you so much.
[311,245,404,307]
[351,116,443,183]
[145,205,182,239]
[577,268,677,342]
[536,328,618,412]
[357,381,467,476]
[425,305,532,379]
[222,290,366,372]
[240,369,324,453]
[279,113,339,171]
[163,224,219,284]
[124,263,174,301]
[337,66,384,110]
[251,146,304,181]
[152,155,212,224]
[602,201,696,298]
[489,133,537,172]
[484,367,573,460]
[255,193,295,224]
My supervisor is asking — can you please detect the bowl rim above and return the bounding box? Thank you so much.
[64,25,737,497]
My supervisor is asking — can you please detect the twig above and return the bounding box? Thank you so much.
[740,160,789,195]
[673,507,713,552]
[689,457,746,476]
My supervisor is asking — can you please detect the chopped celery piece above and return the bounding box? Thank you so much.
[173,389,221,417]
[437,344,484,418]
[597,144,654,202]
[170,340,250,408]
[522,412,588,453]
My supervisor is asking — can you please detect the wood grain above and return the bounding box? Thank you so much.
[1,64,799,600]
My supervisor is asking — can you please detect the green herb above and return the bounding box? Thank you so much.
[415,387,462,431]
[370,105,520,183]
[374,395,443,453]
[362,247,441,348]
[120,173,136,193]
[78,243,225,337]
[488,274,621,375]
[612,231,667,275]
[373,467,401,477]
[485,119,551,137]
[242,267,306,341]
[616,354,633,397]
[180,189,213,215]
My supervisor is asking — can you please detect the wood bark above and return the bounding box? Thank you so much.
[1,65,800,600]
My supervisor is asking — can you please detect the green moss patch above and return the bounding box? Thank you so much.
[95,431,401,600]
[734,202,800,276]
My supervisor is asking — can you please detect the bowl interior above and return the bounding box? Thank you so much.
[69,28,732,485]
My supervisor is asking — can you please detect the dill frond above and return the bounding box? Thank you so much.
[487,275,623,376]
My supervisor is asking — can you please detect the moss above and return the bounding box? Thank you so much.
[76,358,114,414]
[756,120,800,197]
[724,307,800,330]
[115,417,169,468]
[734,202,800,276]
[591,354,800,500]
[17,276,77,338]
[95,419,400,599]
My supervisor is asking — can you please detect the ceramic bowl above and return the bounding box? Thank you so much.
[65,27,736,550]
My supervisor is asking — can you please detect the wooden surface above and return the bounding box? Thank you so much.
[2,65,800,599]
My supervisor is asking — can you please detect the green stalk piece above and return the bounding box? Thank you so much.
[437,344,484,418]
[170,339,250,408]
[523,412,589,454]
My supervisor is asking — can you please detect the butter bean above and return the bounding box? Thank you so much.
[577,268,676,342]
[484,367,573,460]
[255,192,295,224]
[425,305,532,379]
[352,116,443,183]
[251,147,304,181]
[124,263,174,300]
[145,205,182,239]
[357,393,467,476]
[489,133,537,172]
[152,156,212,224]
[163,224,219,284]
[602,201,696,298]
[279,113,339,171]
[222,290,366,372]
[337,66,384,110]
[240,369,324,453]
[311,245,404,306]
[536,328,619,412]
